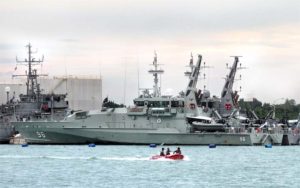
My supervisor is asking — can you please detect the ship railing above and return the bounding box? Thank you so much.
[282,127,300,135]
[261,126,284,134]
[127,106,147,115]
[228,127,248,134]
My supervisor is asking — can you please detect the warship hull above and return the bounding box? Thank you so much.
[288,134,300,145]
[284,131,300,145]
[0,126,14,143]
[11,54,284,146]
[0,116,15,143]
[1,44,69,144]
[14,121,283,145]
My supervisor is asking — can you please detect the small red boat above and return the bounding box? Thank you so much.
[151,153,184,160]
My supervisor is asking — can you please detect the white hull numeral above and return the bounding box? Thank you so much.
[36,131,46,138]
[240,137,246,142]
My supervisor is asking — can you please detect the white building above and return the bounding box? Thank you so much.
[0,76,102,111]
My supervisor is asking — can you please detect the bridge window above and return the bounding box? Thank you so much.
[171,101,179,107]
[75,111,87,119]
[161,101,170,107]
[134,101,144,106]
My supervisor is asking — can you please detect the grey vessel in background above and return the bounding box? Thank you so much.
[0,92,15,143]
[0,44,68,143]
[282,113,300,145]
[14,53,283,145]
[218,56,298,145]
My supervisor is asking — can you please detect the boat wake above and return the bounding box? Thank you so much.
[101,156,149,161]
[0,155,190,161]
[149,155,190,161]
[0,155,94,160]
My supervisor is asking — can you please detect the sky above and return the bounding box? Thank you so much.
[0,0,299,105]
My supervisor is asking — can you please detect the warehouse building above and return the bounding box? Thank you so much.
[0,76,102,111]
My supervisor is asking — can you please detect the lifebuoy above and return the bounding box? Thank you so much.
[157,118,161,124]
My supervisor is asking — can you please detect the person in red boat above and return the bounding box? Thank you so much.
[160,148,165,156]
[173,147,181,154]
[166,148,171,155]
[151,147,184,160]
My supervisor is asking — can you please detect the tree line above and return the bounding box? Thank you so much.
[239,98,300,121]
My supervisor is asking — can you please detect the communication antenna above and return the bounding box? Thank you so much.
[123,59,127,105]
[184,53,194,78]
[137,56,140,97]
[231,56,246,93]
[64,56,68,94]
[98,59,103,104]
[200,61,213,91]
[225,56,244,91]
[184,53,212,91]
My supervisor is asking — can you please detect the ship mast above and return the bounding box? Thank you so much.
[185,55,202,97]
[148,52,164,97]
[220,56,241,117]
[184,53,194,79]
[184,54,202,116]
[221,57,239,98]
[13,43,47,102]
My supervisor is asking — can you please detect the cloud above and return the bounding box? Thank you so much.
[0,43,15,50]
[0,58,15,64]
[0,0,299,104]
[59,39,80,43]
[0,0,299,39]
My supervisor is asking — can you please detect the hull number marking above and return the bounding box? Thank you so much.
[240,137,246,142]
[36,131,46,138]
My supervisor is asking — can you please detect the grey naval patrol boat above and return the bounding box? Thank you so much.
[287,113,300,145]
[217,56,283,144]
[0,90,15,143]
[14,54,283,145]
[0,44,68,143]
[186,55,283,144]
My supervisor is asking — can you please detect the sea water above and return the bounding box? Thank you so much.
[0,145,300,188]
